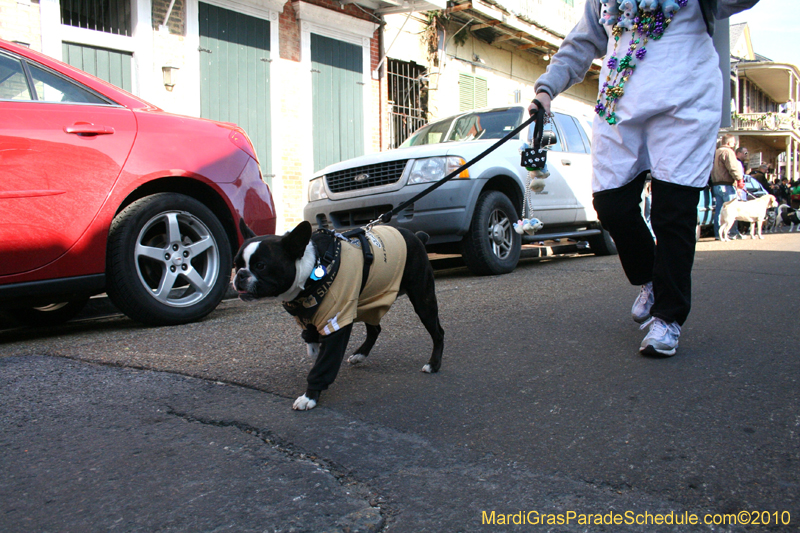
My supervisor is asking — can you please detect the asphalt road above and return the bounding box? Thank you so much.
[1,235,798,532]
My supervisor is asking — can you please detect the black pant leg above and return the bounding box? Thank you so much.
[592,171,655,286]
[649,178,701,326]
[306,323,353,392]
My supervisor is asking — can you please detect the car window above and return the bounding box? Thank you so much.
[0,53,32,101]
[446,108,524,142]
[26,63,108,104]
[575,116,592,153]
[402,117,455,147]
[539,118,564,152]
[554,112,588,154]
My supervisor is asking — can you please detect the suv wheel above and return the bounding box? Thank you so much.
[587,226,618,256]
[461,190,521,275]
[106,193,232,326]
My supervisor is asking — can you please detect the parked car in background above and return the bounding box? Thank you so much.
[304,105,615,276]
[0,39,276,326]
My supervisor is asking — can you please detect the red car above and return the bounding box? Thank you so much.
[0,39,276,326]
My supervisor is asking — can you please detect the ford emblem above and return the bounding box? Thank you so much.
[354,173,369,182]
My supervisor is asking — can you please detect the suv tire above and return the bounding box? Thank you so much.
[587,226,618,256]
[461,190,521,275]
[106,193,232,326]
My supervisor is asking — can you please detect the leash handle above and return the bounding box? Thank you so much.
[371,111,539,227]
[530,98,546,152]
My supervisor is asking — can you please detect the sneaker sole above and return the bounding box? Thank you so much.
[640,344,677,357]
[632,313,651,324]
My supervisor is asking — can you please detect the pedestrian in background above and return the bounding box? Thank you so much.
[751,163,770,192]
[528,0,759,357]
[712,134,744,239]
[735,146,749,176]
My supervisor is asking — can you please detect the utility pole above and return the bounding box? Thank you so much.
[714,18,731,128]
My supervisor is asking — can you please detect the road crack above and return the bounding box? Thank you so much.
[166,407,387,532]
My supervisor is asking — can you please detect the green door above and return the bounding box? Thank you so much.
[62,42,132,92]
[311,33,364,172]
[199,2,272,184]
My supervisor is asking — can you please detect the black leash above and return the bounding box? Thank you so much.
[369,101,547,228]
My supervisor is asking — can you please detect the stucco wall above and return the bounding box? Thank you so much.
[0,0,42,51]
[384,13,597,123]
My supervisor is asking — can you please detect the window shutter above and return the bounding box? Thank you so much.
[474,77,488,109]
[459,73,488,111]
[459,73,474,112]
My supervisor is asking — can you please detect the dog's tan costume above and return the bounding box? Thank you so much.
[298,226,406,336]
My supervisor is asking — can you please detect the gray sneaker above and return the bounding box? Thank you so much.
[631,282,654,324]
[639,317,681,357]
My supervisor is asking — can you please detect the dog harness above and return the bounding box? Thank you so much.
[283,226,406,336]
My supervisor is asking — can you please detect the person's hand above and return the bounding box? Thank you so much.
[528,92,552,116]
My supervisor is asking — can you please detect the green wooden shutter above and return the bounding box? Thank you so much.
[62,42,132,92]
[474,77,488,108]
[459,73,474,112]
[459,73,487,111]
[199,2,272,183]
[311,33,364,172]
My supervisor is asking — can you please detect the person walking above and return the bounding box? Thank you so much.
[528,0,759,357]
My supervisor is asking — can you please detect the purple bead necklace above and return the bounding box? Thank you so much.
[595,0,688,125]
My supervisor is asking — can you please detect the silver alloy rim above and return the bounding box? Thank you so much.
[134,210,219,307]
[488,208,513,260]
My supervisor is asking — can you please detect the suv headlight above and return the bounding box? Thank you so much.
[308,177,328,202]
[407,157,469,184]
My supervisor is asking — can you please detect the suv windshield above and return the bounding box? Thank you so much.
[401,107,524,147]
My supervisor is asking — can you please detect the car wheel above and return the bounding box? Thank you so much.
[2,297,90,327]
[461,190,521,276]
[106,193,232,326]
[587,226,618,256]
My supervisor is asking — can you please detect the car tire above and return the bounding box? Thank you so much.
[2,297,90,327]
[461,190,521,276]
[106,193,232,326]
[587,226,618,256]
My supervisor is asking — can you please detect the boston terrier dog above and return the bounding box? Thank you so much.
[233,220,444,410]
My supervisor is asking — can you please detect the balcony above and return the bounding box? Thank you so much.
[731,112,799,132]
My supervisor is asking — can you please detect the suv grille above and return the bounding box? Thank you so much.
[325,160,408,193]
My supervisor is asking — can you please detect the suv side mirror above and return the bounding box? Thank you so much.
[541,131,557,147]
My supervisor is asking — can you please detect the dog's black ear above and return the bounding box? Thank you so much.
[239,218,257,240]
[282,221,313,259]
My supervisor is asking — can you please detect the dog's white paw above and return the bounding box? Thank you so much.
[307,343,320,358]
[348,353,367,365]
[421,364,433,373]
[293,394,317,411]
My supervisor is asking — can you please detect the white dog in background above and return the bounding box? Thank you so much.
[719,194,777,241]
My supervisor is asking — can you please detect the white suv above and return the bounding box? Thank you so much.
[304,105,616,275]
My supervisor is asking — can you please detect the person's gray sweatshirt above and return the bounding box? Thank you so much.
[534,0,760,100]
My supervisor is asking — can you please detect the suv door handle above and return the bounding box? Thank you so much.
[65,123,115,136]
[561,159,572,166]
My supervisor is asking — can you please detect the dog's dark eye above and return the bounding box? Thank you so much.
[255,262,266,271]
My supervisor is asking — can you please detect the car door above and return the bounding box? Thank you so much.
[552,112,594,223]
[0,50,136,276]
[520,113,580,224]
